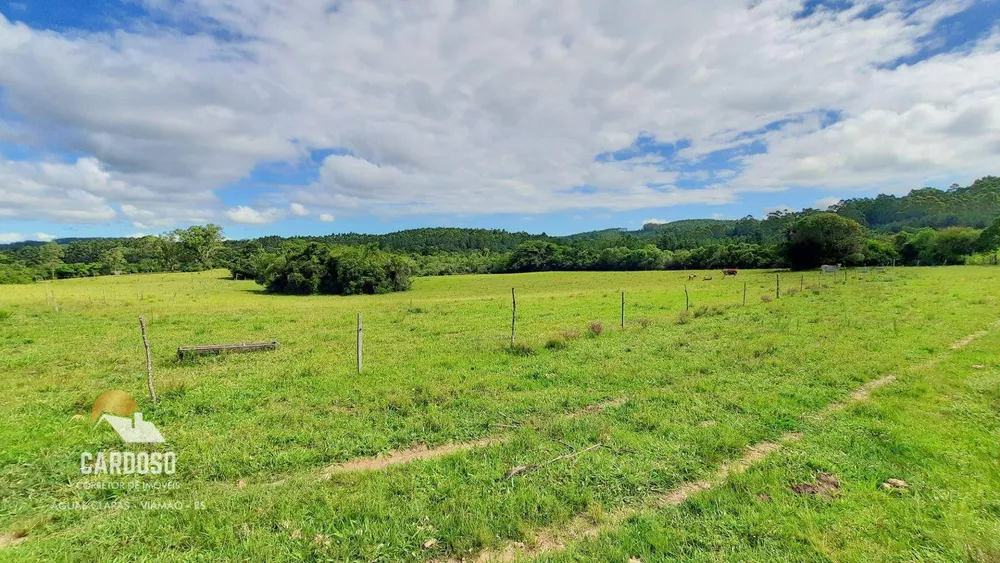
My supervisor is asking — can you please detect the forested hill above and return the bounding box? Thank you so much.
[318,228,550,253]
[833,176,1000,231]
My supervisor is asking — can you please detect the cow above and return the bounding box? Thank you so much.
[722,268,738,276]
[820,264,841,274]
[702,276,713,281]
[687,274,697,281]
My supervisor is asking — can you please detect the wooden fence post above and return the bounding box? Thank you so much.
[800,275,804,292]
[743,281,747,306]
[138,316,156,404]
[684,284,690,311]
[357,312,363,373]
[776,274,780,299]
[621,291,625,328]
[510,287,517,346]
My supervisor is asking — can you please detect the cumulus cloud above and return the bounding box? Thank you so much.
[318,213,335,223]
[0,1,996,226]
[0,232,53,243]
[814,196,842,210]
[225,206,282,224]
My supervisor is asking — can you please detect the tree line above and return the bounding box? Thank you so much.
[3,176,1000,290]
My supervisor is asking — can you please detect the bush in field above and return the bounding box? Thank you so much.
[761,294,773,303]
[588,321,605,336]
[261,243,413,295]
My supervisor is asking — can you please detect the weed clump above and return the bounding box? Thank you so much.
[561,329,580,341]
[636,317,652,329]
[0,310,11,321]
[786,288,799,297]
[545,336,568,350]
[760,295,773,303]
[693,304,726,318]
[676,311,691,324]
[508,342,536,356]
[588,321,605,337]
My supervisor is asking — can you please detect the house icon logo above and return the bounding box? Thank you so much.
[91,390,165,444]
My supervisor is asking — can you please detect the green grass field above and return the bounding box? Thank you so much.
[1,267,999,561]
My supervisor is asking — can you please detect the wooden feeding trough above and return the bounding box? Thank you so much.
[177,341,279,360]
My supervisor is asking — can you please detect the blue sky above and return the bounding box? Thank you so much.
[1,0,998,242]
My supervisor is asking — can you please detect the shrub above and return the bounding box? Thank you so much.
[760,295,773,303]
[676,311,690,324]
[588,321,604,337]
[785,288,799,297]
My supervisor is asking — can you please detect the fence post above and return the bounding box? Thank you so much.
[356,312,363,374]
[684,284,690,311]
[743,281,747,306]
[776,274,780,299]
[138,316,156,404]
[800,275,804,292]
[510,287,516,346]
[621,291,625,328]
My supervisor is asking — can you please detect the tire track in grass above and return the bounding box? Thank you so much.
[256,396,629,486]
[316,397,627,479]
[320,438,506,479]
[443,325,995,563]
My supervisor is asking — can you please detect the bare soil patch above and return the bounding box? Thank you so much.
[0,532,26,551]
[790,472,840,499]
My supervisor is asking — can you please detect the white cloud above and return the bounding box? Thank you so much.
[0,1,996,225]
[0,232,53,243]
[225,205,282,224]
[318,213,335,223]
[642,218,668,226]
[814,196,842,210]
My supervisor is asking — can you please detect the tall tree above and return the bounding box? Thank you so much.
[783,213,864,270]
[37,242,64,280]
[99,246,127,275]
[171,224,224,269]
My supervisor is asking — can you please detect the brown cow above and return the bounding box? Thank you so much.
[722,268,738,276]
[687,274,697,280]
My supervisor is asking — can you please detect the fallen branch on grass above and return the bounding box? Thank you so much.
[505,443,602,480]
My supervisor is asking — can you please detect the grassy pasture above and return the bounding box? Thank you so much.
[0,267,998,560]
